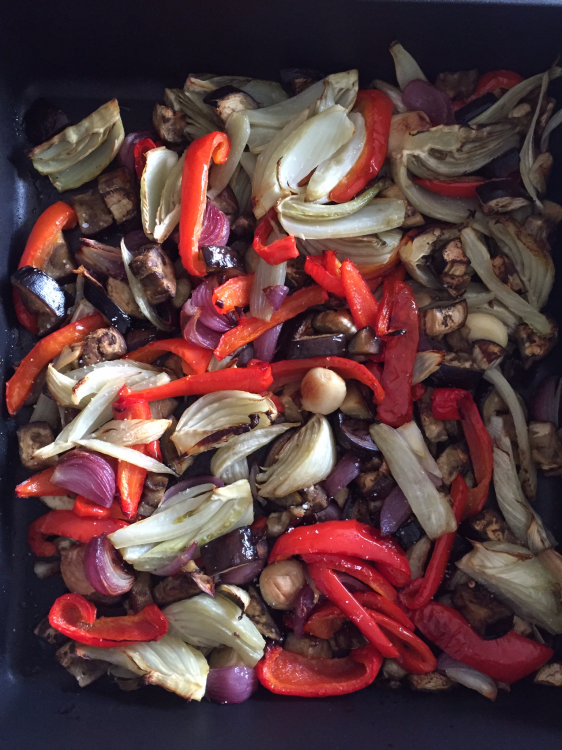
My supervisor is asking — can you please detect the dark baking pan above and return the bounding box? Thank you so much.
[2,1,562,748]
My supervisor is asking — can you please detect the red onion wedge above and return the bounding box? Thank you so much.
[83,533,135,596]
[324,452,361,497]
[117,131,154,175]
[206,666,258,704]
[181,307,222,350]
[263,285,289,312]
[315,501,342,523]
[253,323,283,362]
[380,485,411,536]
[531,375,561,427]
[52,450,115,508]
[191,278,235,333]
[293,584,315,639]
[152,542,198,577]
[123,229,151,255]
[437,653,498,700]
[402,80,455,127]
[198,200,230,248]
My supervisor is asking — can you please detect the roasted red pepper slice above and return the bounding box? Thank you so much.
[270,356,384,405]
[431,388,493,517]
[14,202,78,332]
[28,511,128,557]
[413,601,553,683]
[6,312,105,415]
[302,553,397,602]
[412,177,486,199]
[269,520,411,588]
[307,563,399,658]
[341,258,379,328]
[399,475,468,610]
[212,274,255,313]
[179,132,230,277]
[16,468,67,497]
[256,643,382,697]
[49,593,168,648]
[253,209,299,265]
[475,69,524,97]
[122,359,273,402]
[304,255,345,297]
[214,285,328,360]
[123,338,212,375]
[304,591,436,674]
[134,137,160,179]
[73,495,111,518]
[329,90,393,203]
[377,280,419,427]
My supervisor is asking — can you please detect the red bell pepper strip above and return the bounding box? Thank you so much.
[270,356,385,405]
[212,274,255,313]
[412,177,486,199]
[302,553,398,602]
[112,391,158,519]
[73,495,111,518]
[475,69,524,97]
[414,601,553,683]
[305,592,413,636]
[270,520,411,588]
[256,642,382,697]
[179,132,230,277]
[341,259,379,329]
[214,285,328,360]
[6,312,105,415]
[376,280,419,427]
[307,563,399,658]
[304,593,435,675]
[122,359,273,402]
[134,137,160,179]
[253,209,299,265]
[373,265,406,337]
[28,510,128,557]
[16,468,67,497]
[399,475,468,610]
[431,388,493,517]
[15,202,78,332]
[411,383,426,401]
[329,90,393,203]
[49,593,168,648]
[304,255,345,297]
[123,338,212,375]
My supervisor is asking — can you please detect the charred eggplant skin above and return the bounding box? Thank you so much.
[11,266,66,318]
[83,277,131,335]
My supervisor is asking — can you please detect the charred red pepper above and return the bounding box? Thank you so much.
[14,202,78,332]
[256,642,382,697]
[431,388,493,517]
[6,312,105,415]
[453,70,523,110]
[111,392,156,519]
[412,177,485,199]
[253,209,299,265]
[377,280,419,427]
[16,468,67,497]
[302,553,397,602]
[49,593,168,648]
[304,589,436,674]
[399,475,468,610]
[341,258,379,329]
[414,601,553,683]
[123,359,273,402]
[124,338,212,375]
[329,90,393,203]
[214,285,328,360]
[28,510,128,557]
[134,137,160,179]
[269,520,411,588]
[270,356,384,404]
[179,132,230,277]
[304,254,345,297]
[212,274,255,313]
